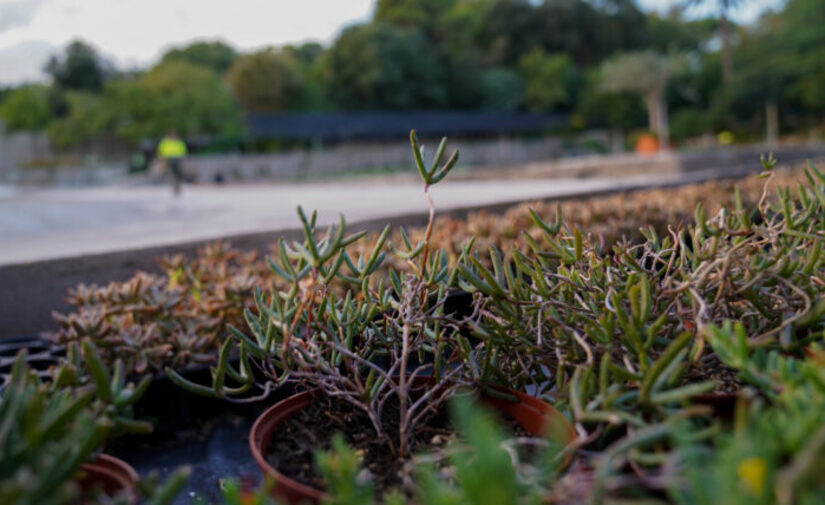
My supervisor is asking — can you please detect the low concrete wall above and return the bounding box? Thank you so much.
[513,145,825,180]
[0,133,608,186]
[183,134,609,183]
[0,132,132,186]
[191,142,825,185]
[0,132,54,168]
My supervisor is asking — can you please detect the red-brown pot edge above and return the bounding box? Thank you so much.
[78,453,139,504]
[249,382,576,505]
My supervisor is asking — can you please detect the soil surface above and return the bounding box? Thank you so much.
[266,394,527,496]
[681,353,743,393]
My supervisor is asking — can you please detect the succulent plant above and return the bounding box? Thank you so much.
[52,242,272,378]
[50,153,806,384]
[0,342,152,505]
[459,158,825,501]
[168,132,498,464]
[39,132,825,504]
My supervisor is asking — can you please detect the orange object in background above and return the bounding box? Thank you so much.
[635,133,660,154]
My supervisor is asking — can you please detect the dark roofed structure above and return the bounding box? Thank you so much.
[246,112,567,141]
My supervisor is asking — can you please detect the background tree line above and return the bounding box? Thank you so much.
[0,0,822,149]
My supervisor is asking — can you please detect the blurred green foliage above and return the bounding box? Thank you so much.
[315,397,563,505]
[0,84,55,132]
[110,60,242,141]
[519,49,577,112]
[326,22,447,110]
[161,40,238,75]
[0,342,153,505]
[480,67,524,112]
[1,0,823,147]
[45,40,111,92]
[226,48,304,113]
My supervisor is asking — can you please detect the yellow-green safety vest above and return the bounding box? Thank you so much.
[157,137,188,159]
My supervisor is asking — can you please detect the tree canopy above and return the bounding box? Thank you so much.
[44,40,112,92]
[107,60,242,141]
[0,85,54,132]
[327,23,447,110]
[0,0,821,147]
[161,41,238,74]
[600,51,687,147]
[226,48,303,113]
[519,49,577,111]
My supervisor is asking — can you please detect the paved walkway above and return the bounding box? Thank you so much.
[1,173,691,265]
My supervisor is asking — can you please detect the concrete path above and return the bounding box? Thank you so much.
[1,173,692,266]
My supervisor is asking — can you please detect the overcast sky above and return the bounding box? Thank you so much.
[0,0,787,86]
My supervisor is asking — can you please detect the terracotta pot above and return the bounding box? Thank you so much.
[78,453,139,504]
[635,133,660,154]
[249,380,576,505]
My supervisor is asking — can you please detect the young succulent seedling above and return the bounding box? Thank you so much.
[0,343,152,505]
[168,131,494,462]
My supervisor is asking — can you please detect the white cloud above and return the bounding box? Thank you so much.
[0,0,46,32]
[0,39,52,84]
[0,0,374,84]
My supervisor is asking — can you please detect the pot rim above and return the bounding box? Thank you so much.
[249,388,329,501]
[248,381,576,503]
[80,453,139,504]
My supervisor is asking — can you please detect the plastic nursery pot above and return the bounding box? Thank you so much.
[0,350,59,392]
[0,339,52,358]
[127,357,288,442]
[78,453,140,505]
[249,380,577,505]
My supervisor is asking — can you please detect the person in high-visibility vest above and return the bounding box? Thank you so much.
[156,131,188,196]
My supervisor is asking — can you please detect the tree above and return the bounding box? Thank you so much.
[327,23,446,110]
[283,42,324,66]
[45,40,112,91]
[766,0,825,122]
[46,92,111,147]
[375,0,487,109]
[518,49,577,111]
[586,0,650,56]
[480,67,524,111]
[106,61,242,142]
[577,68,647,151]
[0,85,54,131]
[683,0,745,82]
[645,11,717,52]
[442,51,485,109]
[161,41,237,75]
[534,0,606,65]
[710,0,825,142]
[599,51,686,149]
[282,43,332,111]
[476,0,649,68]
[226,48,303,113]
[477,0,545,67]
[375,0,458,33]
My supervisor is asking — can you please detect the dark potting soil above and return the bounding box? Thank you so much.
[681,353,743,393]
[266,395,528,496]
